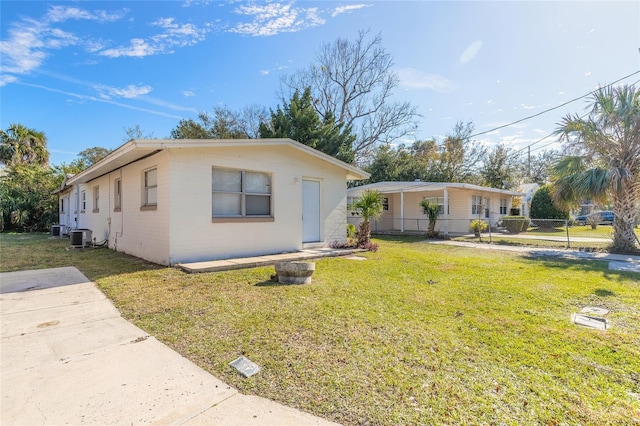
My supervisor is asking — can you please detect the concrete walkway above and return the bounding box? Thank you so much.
[179,247,363,273]
[0,267,339,426]
[428,240,640,272]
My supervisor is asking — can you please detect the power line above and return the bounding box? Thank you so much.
[515,75,640,157]
[469,69,640,139]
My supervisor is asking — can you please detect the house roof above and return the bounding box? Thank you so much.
[347,181,525,197]
[66,138,370,185]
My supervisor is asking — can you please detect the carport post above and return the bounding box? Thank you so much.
[400,191,405,233]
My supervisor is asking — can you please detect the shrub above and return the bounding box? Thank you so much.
[470,219,488,233]
[359,241,379,252]
[501,216,529,234]
[530,185,569,220]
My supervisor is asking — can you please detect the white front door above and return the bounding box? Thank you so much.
[302,180,321,243]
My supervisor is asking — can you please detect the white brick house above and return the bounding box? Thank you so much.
[56,139,369,265]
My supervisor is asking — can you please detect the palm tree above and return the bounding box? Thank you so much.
[0,123,49,166]
[552,84,640,253]
[419,199,440,236]
[353,189,384,247]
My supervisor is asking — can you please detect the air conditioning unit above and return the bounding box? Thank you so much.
[50,224,66,238]
[70,229,92,248]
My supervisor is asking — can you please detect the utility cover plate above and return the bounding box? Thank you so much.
[580,306,609,315]
[230,356,261,378]
[571,313,608,331]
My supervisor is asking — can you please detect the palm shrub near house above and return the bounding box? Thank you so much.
[353,189,384,248]
[419,199,440,237]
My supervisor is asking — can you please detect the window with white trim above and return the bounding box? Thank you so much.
[499,198,507,215]
[423,197,448,216]
[143,168,157,207]
[212,168,271,217]
[60,198,65,213]
[114,179,122,210]
[81,191,86,212]
[93,186,100,212]
[471,195,483,215]
[382,197,389,211]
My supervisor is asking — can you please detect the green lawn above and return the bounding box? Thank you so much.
[1,233,639,425]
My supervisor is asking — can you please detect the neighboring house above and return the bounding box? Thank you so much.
[517,183,540,217]
[55,138,369,265]
[347,181,524,235]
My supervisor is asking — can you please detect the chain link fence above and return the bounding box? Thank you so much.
[348,216,622,249]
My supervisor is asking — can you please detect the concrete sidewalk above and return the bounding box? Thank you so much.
[0,267,339,426]
[428,240,640,272]
[179,247,363,273]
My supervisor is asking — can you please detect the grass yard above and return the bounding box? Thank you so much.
[1,233,639,425]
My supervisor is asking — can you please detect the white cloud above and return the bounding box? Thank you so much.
[0,74,18,87]
[94,84,153,99]
[260,70,270,75]
[584,71,592,76]
[99,19,209,58]
[0,6,127,83]
[331,4,370,18]
[182,90,196,97]
[46,6,127,23]
[230,3,325,36]
[459,40,482,64]
[396,68,457,93]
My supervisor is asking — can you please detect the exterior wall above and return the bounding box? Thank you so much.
[57,189,74,230]
[166,146,349,264]
[70,151,171,265]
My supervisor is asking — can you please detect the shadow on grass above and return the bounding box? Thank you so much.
[594,288,616,297]
[0,232,165,282]
[522,254,637,282]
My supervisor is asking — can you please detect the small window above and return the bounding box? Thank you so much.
[382,197,389,211]
[212,168,271,217]
[143,168,157,207]
[81,191,86,212]
[114,179,122,210]
[60,198,65,213]
[93,186,100,213]
[472,195,483,215]
[500,198,507,215]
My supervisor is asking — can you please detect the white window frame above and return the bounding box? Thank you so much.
[142,168,157,208]
[472,195,483,215]
[212,167,272,219]
[499,198,507,215]
[114,179,122,211]
[81,190,86,213]
[382,197,389,211]
[93,186,100,213]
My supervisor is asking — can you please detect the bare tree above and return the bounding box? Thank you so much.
[123,125,155,141]
[281,30,418,163]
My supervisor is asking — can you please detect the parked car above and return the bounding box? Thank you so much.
[575,211,614,225]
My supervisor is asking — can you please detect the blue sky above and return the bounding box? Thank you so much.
[1,1,639,166]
